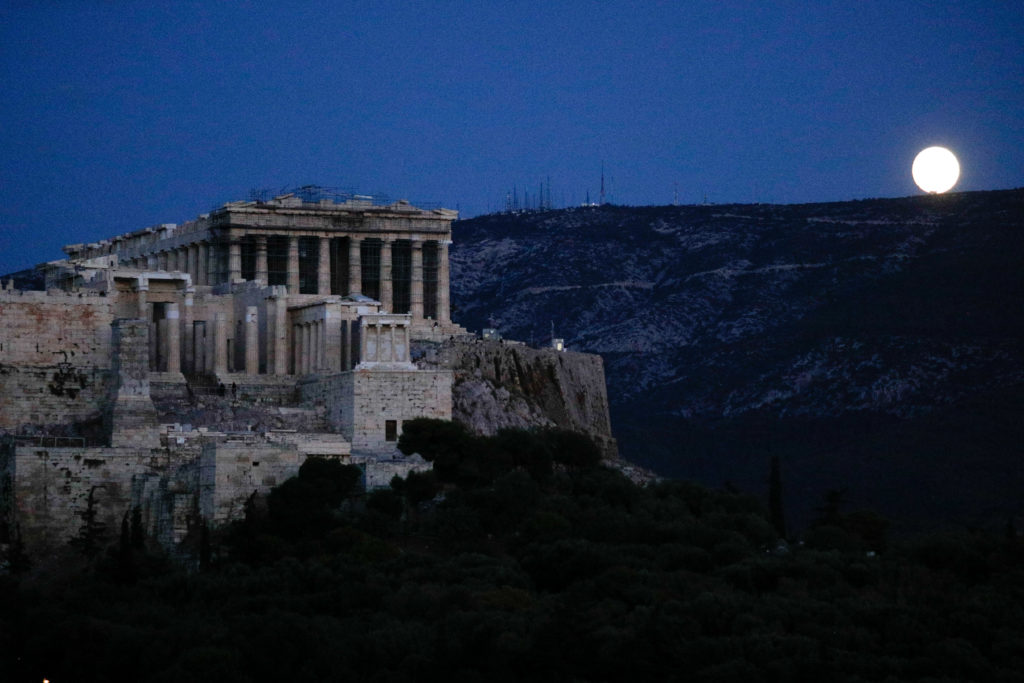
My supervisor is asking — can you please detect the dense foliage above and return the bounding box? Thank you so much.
[3,421,1024,682]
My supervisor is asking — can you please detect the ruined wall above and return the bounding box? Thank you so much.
[3,443,168,557]
[0,290,114,434]
[425,339,618,459]
[199,439,305,523]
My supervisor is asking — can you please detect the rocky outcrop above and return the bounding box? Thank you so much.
[415,339,618,460]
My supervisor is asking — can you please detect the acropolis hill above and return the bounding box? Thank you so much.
[0,188,616,561]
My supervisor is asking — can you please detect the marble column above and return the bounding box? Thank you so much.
[302,324,311,374]
[193,320,206,374]
[183,292,194,372]
[228,237,242,282]
[136,280,148,319]
[410,241,424,321]
[342,319,351,370]
[213,313,228,375]
[438,240,452,322]
[318,237,331,294]
[292,325,301,375]
[166,302,181,374]
[187,245,198,282]
[380,240,393,312]
[255,235,268,283]
[244,306,258,375]
[273,295,288,375]
[205,243,217,285]
[287,237,300,294]
[348,237,361,295]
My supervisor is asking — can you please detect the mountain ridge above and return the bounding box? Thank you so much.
[450,189,1024,531]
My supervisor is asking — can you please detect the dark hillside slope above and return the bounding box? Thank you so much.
[450,189,1024,531]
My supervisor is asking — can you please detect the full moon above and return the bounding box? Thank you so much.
[912,146,960,194]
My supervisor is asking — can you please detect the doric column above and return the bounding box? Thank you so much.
[183,291,194,372]
[315,321,323,374]
[205,242,217,285]
[228,236,242,282]
[187,245,198,282]
[318,237,331,294]
[136,279,148,319]
[244,306,258,374]
[196,243,207,285]
[380,240,393,312]
[359,321,369,363]
[287,236,300,294]
[255,236,268,283]
[166,249,176,272]
[273,294,288,375]
[292,324,301,375]
[438,240,451,322]
[410,241,424,321]
[302,324,312,374]
[193,320,207,374]
[348,237,361,295]
[166,302,181,374]
[158,251,168,271]
[342,319,351,370]
[213,313,228,375]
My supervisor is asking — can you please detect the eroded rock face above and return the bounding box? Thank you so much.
[415,339,618,460]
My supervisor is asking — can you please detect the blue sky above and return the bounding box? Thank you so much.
[1,1,1021,274]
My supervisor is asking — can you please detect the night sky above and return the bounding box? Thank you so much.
[1,1,1021,275]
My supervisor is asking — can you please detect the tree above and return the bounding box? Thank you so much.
[398,418,475,483]
[69,486,107,560]
[769,456,786,539]
[130,505,145,549]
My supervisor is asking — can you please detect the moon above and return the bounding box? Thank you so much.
[912,146,960,194]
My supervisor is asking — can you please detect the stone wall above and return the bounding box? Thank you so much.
[301,368,453,451]
[199,439,305,524]
[2,442,166,557]
[0,290,114,433]
[426,339,618,459]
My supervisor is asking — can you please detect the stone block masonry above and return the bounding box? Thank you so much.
[0,290,114,432]
[302,368,453,452]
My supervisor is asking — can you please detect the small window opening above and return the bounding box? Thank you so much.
[385,420,398,442]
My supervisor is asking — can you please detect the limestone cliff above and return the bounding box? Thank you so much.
[415,339,618,460]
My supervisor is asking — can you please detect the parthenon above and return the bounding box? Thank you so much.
[48,192,463,378]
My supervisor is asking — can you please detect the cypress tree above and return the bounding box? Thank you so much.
[769,456,786,539]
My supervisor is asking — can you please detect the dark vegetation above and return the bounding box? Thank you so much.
[3,419,1024,681]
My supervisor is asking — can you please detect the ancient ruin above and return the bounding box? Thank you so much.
[0,190,615,562]
[0,192,460,554]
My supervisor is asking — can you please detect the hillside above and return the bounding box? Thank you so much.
[450,189,1024,531]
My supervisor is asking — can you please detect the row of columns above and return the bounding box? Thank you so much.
[293,320,328,375]
[138,291,295,377]
[124,234,451,322]
[361,322,412,364]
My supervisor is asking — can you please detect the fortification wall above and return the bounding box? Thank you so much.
[3,443,169,556]
[0,290,114,432]
[427,339,618,459]
[199,440,304,524]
